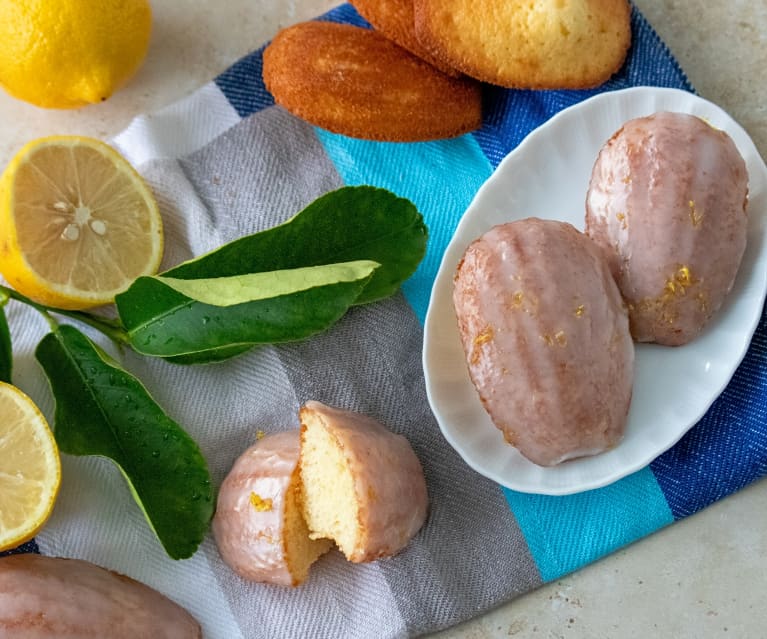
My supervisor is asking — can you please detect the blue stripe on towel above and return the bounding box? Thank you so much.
[503,469,674,581]
[0,539,40,557]
[214,50,273,119]
[318,2,370,27]
[651,307,767,518]
[315,130,492,323]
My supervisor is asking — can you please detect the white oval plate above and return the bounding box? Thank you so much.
[423,86,767,496]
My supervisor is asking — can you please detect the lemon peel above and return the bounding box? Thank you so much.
[0,0,151,109]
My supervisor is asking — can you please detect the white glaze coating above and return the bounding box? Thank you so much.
[212,430,327,586]
[0,555,201,638]
[300,401,429,563]
[586,111,749,345]
[452,219,634,466]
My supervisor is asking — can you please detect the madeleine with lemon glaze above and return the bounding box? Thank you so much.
[586,112,749,345]
[0,555,201,638]
[452,219,634,466]
[299,401,428,562]
[213,430,331,586]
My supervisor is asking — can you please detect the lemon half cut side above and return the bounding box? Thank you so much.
[0,136,164,310]
[0,382,61,551]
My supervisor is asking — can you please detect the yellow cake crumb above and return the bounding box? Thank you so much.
[300,410,360,559]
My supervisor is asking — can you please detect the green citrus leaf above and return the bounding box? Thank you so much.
[164,186,428,305]
[116,262,377,360]
[162,344,255,366]
[35,324,214,559]
[0,305,11,383]
[156,260,380,306]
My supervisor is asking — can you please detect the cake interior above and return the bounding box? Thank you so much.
[282,469,332,585]
[299,413,359,559]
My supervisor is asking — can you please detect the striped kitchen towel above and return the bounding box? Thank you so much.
[4,3,766,638]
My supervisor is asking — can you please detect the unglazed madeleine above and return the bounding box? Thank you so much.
[349,0,462,76]
[0,554,201,639]
[453,219,634,466]
[262,21,482,142]
[414,0,631,89]
[212,430,331,586]
[585,112,749,346]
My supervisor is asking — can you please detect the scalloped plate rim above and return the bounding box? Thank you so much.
[422,86,767,496]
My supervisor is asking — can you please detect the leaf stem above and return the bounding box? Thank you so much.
[0,284,129,345]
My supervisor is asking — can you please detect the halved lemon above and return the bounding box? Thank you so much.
[0,136,163,310]
[0,381,61,551]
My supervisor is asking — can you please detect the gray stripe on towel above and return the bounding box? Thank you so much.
[141,103,541,638]
[149,106,406,639]
[277,296,543,635]
[179,104,345,241]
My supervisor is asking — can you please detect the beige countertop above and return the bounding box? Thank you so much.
[0,1,764,637]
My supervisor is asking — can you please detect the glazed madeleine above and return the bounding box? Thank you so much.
[0,555,201,639]
[586,111,749,345]
[299,401,428,562]
[453,218,634,466]
[212,430,331,586]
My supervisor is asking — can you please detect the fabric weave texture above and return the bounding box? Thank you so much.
[3,4,765,638]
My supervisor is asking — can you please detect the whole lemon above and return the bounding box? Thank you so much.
[0,0,152,109]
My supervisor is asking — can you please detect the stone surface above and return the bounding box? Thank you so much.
[0,1,764,637]
[435,479,767,638]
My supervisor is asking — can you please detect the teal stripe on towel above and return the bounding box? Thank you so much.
[503,467,675,582]
[315,129,493,323]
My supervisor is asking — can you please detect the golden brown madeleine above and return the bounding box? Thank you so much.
[349,0,462,76]
[262,21,482,142]
[414,0,632,89]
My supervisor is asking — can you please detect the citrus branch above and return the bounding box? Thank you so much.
[0,285,129,345]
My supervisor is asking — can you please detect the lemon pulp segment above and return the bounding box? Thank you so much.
[0,382,61,551]
[0,136,163,309]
